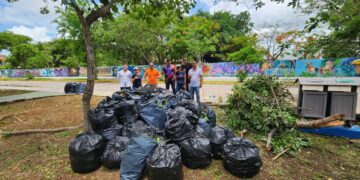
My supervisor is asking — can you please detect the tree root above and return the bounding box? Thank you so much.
[0,125,82,137]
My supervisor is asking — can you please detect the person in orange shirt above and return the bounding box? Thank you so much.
[144,62,160,92]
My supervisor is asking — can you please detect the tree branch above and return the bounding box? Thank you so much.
[85,0,118,25]
[266,128,277,151]
[0,125,82,137]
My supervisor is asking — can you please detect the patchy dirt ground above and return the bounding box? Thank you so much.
[0,95,359,180]
[0,89,32,97]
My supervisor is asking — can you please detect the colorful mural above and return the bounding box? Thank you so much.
[0,58,358,78]
[263,60,296,77]
[294,58,358,77]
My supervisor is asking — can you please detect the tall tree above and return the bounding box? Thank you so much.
[6,0,195,132]
[257,24,300,62]
[0,31,32,51]
[197,10,253,60]
[224,35,265,64]
[168,16,220,61]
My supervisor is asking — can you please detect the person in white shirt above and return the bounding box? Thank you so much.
[188,60,203,103]
[117,64,132,90]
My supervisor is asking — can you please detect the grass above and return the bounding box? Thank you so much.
[0,89,32,97]
[0,96,359,179]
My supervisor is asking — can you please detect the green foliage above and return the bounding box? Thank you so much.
[272,130,311,155]
[236,70,247,82]
[25,73,34,80]
[7,44,37,68]
[0,31,32,51]
[226,76,310,153]
[224,35,265,64]
[167,16,220,61]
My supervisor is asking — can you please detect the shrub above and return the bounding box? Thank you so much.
[226,76,310,154]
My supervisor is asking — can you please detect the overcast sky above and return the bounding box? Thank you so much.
[0,0,311,50]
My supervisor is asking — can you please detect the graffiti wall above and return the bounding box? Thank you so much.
[0,58,358,78]
[294,58,359,77]
[263,60,296,77]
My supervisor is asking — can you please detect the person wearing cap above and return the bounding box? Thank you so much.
[144,62,160,92]
[173,65,186,92]
[132,66,142,90]
[188,60,203,103]
[162,59,176,94]
[117,64,132,90]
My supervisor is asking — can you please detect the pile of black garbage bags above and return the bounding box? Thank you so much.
[68,88,263,179]
[64,82,86,94]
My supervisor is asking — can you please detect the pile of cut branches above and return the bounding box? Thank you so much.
[226,76,311,155]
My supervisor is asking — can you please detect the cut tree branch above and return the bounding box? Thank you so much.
[295,114,345,128]
[0,125,82,137]
[272,148,290,161]
[266,128,277,151]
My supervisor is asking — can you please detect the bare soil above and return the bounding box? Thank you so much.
[0,95,359,180]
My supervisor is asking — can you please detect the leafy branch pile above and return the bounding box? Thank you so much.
[226,76,310,154]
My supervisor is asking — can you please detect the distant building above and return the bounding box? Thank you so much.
[0,55,6,66]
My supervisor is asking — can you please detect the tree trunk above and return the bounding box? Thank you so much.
[295,114,345,128]
[80,20,95,132]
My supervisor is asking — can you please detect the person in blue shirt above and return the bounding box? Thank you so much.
[173,65,186,93]
[132,67,142,90]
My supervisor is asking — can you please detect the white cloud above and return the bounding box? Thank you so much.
[9,26,51,42]
[1,0,60,39]
[199,0,310,31]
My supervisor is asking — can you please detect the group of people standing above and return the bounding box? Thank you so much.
[116,58,203,103]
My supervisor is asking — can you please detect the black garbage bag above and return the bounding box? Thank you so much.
[96,124,123,141]
[138,102,167,130]
[114,101,139,125]
[101,136,129,169]
[74,83,86,94]
[146,143,183,180]
[167,107,198,125]
[176,90,192,100]
[178,137,212,169]
[178,99,199,115]
[209,126,235,159]
[222,137,263,178]
[198,119,211,137]
[97,96,122,109]
[90,108,116,131]
[120,135,157,180]
[69,132,105,173]
[122,120,158,138]
[111,92,124,101]
[194,125,207,138]
[205,105,216,127]
[164,96,179,110]
[64,82,75,94]
[165,115,194,143]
